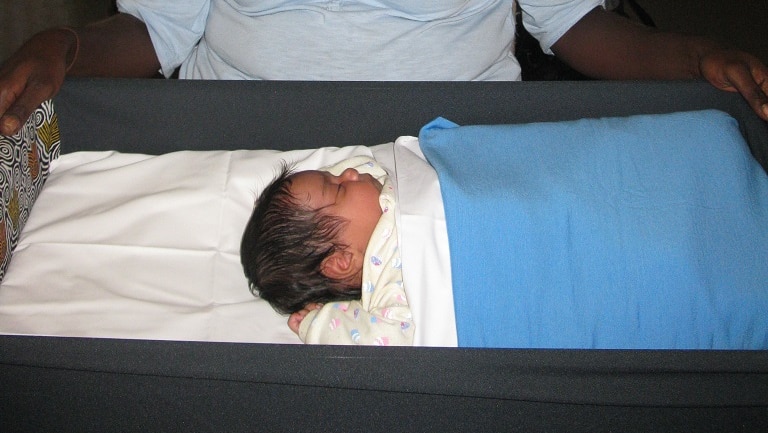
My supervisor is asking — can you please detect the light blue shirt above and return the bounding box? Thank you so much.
[117,0,603,80]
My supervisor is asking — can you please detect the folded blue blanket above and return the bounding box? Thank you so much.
[419,110,768,349]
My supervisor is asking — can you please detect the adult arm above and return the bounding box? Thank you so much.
[552,7,768,121]
[0,13,160,135]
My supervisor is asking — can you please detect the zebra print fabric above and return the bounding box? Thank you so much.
[0,100,61,281]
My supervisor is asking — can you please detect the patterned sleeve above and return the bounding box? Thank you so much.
[298,164,415,346]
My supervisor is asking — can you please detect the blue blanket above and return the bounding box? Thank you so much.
[419,111,768,349]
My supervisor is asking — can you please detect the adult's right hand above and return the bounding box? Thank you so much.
[0,28,77,136]
[0,14,161,137]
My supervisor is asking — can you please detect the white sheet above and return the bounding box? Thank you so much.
[393,137,458,347]
[0,141,455,346]
[0,145,380,343]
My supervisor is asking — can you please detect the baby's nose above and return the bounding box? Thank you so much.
[339,168,360,181]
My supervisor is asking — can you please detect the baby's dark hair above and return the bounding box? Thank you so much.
[240,164,362,314]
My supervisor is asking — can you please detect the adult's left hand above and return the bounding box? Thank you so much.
[553,7,768,123]
[699,48,768,121]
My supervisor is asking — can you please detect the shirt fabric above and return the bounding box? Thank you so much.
[117,0,603,80]
[298,156,414,345]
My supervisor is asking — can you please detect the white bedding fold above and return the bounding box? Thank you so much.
[392,137,457,347]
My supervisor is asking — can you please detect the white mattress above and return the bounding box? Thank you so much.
[0,141,457,346]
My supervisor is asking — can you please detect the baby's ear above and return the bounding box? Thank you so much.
[320,249,356,281]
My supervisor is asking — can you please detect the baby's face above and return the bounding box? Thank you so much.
[289,168,383,254]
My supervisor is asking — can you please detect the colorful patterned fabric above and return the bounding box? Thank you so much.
[0,100,61,281]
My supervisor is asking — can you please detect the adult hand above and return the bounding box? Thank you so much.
[699,48,768,121]
[287,303,324,335]
[0,28,76,136]
[553,8,768,122]
[1,14,161,137]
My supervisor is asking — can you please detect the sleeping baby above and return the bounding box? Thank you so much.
[240,156,414,345]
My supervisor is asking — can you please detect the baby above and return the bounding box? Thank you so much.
[240,156,414,345]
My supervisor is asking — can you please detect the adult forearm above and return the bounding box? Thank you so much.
[551,7,717,81]
[67,13,161,78]
[551,7,768,121]
[0,13,162,135]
